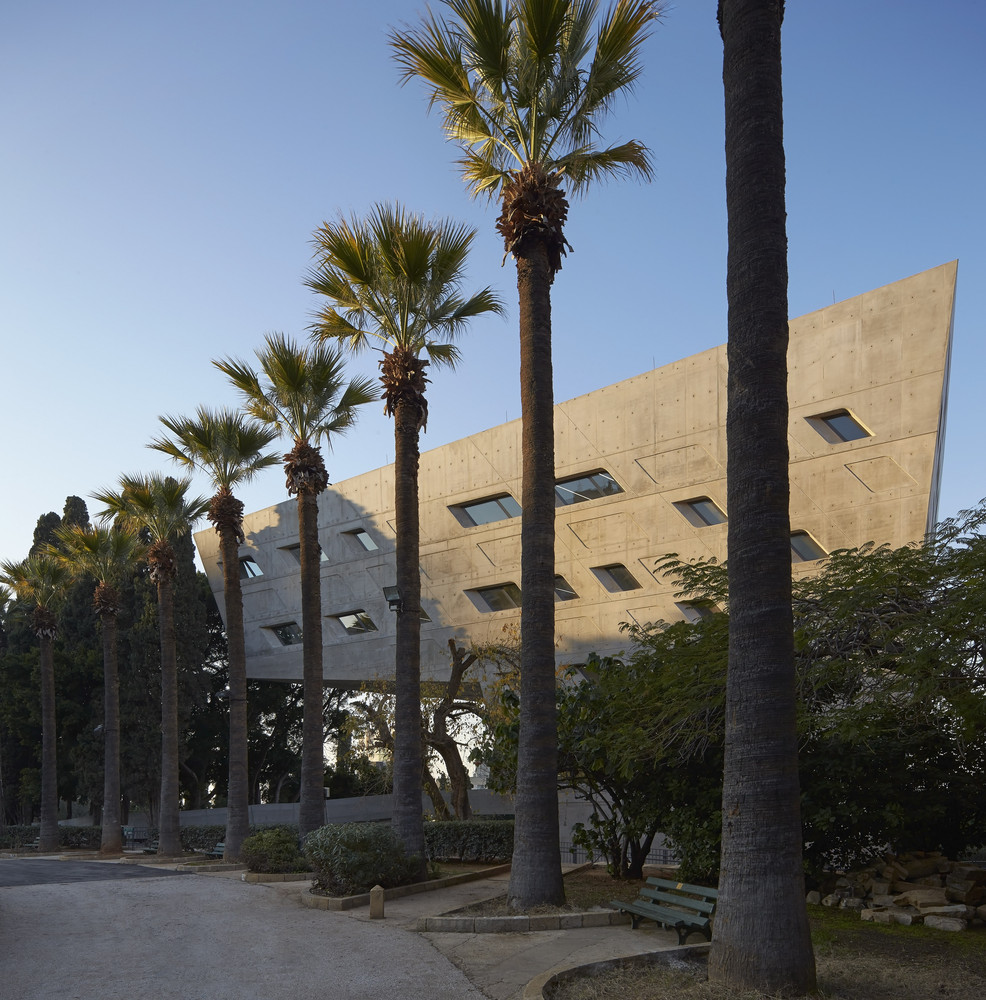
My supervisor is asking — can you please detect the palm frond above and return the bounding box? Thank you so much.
[92,474,209,543]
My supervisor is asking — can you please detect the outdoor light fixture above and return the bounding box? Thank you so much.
[383,585,404,614]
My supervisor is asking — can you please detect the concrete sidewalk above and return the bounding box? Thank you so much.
[0,856,686,1000]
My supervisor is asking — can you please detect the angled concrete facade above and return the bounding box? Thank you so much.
[195,262,956,686]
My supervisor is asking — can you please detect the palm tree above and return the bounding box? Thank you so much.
[53,523,145,855]
[215,334,376,837]
[0,554,72,851]
[149,407,280,861]
[92,475,209,857]
[306,202,503,865]
[709,1,816,993]
[391,0,662,908]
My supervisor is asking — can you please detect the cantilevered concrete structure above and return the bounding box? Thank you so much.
[195,262,956,686]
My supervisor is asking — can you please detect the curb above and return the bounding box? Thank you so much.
[241,871,309,882]
[419,909,631,933]
[301,863,513,912]
[521,943,711,1000]
[176,862,249,873]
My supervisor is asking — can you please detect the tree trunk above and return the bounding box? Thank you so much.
[298,489,326,838]
[508,236,565,909]
[220,525,250,860]
[709,2,816,993]
[392,397,426,874]
[38,634,59,853]
[99,613,122,855]
[422,763,451,821]
[157,574,181,856]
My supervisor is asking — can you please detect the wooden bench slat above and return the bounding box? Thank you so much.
[639,887,716,915]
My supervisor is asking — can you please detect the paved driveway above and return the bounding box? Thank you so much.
[0,862,487,1000]
[0,858,189,887]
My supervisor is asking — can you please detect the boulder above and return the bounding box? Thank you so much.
[895,888,948,908]
[924,915,967,932]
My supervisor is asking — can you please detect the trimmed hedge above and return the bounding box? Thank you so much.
[240,827,307,873]
[424,819,514,863]
[0,826,103,850]
[304,822,420,896]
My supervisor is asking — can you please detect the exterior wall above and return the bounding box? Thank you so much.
[195,262,956,686]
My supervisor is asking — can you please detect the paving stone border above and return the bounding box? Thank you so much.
[419,909,631,933]
[301,863,513,912]
[522,943,711,1000]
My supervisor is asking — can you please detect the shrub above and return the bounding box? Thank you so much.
[240,827,307,874]
[424,819,514,863]
[179,825,227,853]
[304,822,421,896]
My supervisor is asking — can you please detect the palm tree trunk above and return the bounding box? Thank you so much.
[709,1,816,993]
[392,399,426,872]
[38,633,59,853]
[99,613,122,855]
[508,238,565,909]
[220,527,250,859]
[157,574,182,856]
[298,490,326,838]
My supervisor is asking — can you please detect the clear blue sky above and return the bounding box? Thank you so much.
[2,1,983,562]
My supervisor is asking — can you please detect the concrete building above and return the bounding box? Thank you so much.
[195,262,956,687]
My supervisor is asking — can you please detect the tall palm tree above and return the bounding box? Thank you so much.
[53,523,145,855]
[92,475,209,857]
[391,0,662,908]
[215,334,376,837]
[149,407,280,861]
[709,1,816,993]
[0,554,72,852]
[306,202,503,865]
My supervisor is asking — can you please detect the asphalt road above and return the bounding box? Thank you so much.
[0,860,488,1000]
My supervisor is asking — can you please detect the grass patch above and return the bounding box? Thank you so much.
[546,903,986,1000]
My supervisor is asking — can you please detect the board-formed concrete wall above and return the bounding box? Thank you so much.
[195,262,956,686]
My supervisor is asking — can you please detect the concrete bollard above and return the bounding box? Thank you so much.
[369,884,385,919]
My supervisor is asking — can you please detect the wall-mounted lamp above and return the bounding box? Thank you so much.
[383,585,404,614]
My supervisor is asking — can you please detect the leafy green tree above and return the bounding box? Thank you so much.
[54,523,145,853]
[392,0,663,909]
[149,406,279,860]
[93,474,209,855]
[215,334,376,837]
[306,202,502,865]
[0,555,72,850]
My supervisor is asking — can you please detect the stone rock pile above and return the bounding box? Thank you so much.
[806,852,986,932]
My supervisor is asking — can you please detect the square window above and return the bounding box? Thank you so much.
[346,529,379,552]
[791,531,827,563]
[674,497,727,527]
[450,494,522,527]
[807,409,871,444]
[591,564,641,593]
[470,582,523,612]
[239,555,263,580]
[332,611,378,635]
[266,622,302,645]
[553,575,579,601]
[555,471,623,507]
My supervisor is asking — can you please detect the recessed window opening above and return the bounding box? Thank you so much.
[807,409,871,444]
[280,542,328,562]
[555,471,623,507]
[553,576,579,601]
[674,497,727,527]
[791,531,827,563]
[265,622,302,646]
[451,494,522,527]
[333,611,378,635]
[345,529,379,552]
[471,582,522,612]
[239,555,263,579]
[592,564,641,593]
[676,600,719,623]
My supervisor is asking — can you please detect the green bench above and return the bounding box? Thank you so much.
[609,876,718,945]
[204,842,225,859]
